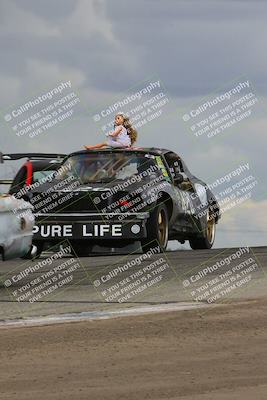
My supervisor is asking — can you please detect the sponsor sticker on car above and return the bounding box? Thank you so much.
[33,222,143,239]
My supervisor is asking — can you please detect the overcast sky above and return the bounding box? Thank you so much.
[0,0,266,249]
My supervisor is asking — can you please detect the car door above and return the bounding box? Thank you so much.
[179,158,210,222]
[164,152,197,217]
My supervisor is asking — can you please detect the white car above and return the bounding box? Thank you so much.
[0,195,36,260]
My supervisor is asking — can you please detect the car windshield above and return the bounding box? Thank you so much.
[53,152,163,184]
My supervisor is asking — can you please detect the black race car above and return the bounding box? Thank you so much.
[9,148,220,256]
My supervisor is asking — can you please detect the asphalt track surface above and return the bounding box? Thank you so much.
[0,247,267,400]
[0,245,266,321]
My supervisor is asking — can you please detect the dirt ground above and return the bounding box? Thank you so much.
[0,298,266,400]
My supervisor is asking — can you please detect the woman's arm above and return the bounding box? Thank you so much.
[108,126,122,137]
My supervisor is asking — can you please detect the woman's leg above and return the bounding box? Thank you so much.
[84,141,108,150]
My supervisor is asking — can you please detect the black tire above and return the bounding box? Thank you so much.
[189,208,216,250]
[21,242,44,259]
[141,203,169,253]
[70,241,93,257]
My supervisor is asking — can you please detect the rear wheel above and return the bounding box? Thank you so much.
[141,203,169,253]
[189,208,216,250]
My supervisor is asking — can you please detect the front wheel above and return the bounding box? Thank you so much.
[21,241,44,259]
[141,203,169,253]
[189,208,216,250]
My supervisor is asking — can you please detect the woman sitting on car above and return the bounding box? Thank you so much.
[84,112,138,150]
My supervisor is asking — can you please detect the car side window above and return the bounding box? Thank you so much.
[164,152,183,179]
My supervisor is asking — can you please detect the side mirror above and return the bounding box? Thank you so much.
[173,173,184,185]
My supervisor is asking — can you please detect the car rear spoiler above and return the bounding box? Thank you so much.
[0,152,66,163]
[0,179,13,194]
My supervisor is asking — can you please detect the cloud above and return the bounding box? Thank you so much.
[103,0,267,97]
[0,75,21,105]
[24,59,86,89]
[216,198,267,247]
[0,0,60,37]
[62,0,117,43]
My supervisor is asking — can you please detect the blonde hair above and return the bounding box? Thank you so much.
[116,113,138,145]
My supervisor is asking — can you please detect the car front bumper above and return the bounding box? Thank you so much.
[33,212,149,241]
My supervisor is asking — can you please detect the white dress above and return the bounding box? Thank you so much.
[106,125,131,147]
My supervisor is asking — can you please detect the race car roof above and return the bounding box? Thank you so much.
[69,147,173,157]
